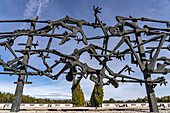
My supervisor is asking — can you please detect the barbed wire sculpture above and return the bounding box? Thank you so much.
[0,6,169,112]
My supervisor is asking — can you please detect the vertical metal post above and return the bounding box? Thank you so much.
[10,16,38,112]
[135,33,159,112]
[131,16,158,112]
[72,75,76,92]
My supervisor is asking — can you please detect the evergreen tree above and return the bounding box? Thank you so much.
[72,79,85,106]
[89,83,103,107]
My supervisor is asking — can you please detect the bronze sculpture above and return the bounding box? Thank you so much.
[0,6,169,112]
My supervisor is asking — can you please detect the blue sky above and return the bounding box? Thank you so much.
[0,0,169,101]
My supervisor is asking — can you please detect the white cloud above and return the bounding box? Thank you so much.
[20,0,51,29]
[0,81,16,94]
[24,85,72,99]
[23,0,50,18]
[22,77,72,99]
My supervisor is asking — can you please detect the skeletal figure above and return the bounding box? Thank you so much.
[0,37,17,58]
[17,44,166,88]
[0,57,14,71]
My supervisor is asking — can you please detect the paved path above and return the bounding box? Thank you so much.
[1,107,170,113]
[0,110,170,113]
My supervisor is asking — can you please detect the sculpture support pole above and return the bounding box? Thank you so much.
[144,74,158,112]
[10,16,38,112]
[135,33,158,112]
[131,17,158,112]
